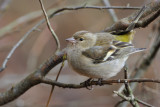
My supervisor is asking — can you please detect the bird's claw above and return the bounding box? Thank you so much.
[97,78,104,86]
[80,78,93,90]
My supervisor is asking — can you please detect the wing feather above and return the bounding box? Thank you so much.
[82,40,145,64]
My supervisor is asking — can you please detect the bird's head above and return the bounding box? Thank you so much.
[66,31,96,50]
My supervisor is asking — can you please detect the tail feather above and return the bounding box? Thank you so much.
[131,48,146,54]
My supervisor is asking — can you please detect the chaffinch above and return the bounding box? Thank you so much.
[66,31,145,79]
[66,6,146,79]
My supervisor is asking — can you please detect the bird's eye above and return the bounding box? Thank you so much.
[79,38,84,41]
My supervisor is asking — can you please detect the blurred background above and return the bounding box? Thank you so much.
[0,0,160,107]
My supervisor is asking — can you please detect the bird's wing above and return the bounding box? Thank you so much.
[82,41,145,64]
[108,41,145,60]
[82,45,116,63]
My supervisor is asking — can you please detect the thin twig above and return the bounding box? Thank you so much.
[122,67,140,107]
[49,5,140,19]
[126,84,139,107]
[102,0,118,22]
[124,65,128,79]
[46,55,66,107]
[113,91,130,101]
[39,0,60,52]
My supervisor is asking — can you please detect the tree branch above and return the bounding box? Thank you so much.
[0,50,65,105]
[41,78,160,89]
[105,1,160,32]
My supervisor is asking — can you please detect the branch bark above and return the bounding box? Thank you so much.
[0,50,65,105]
[105,1,160,32]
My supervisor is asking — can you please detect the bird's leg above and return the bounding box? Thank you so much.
[80,78,93,90]
[85,78,93,90]
[97,78,103,86]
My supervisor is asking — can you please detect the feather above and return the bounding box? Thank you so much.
[82,40,145,64]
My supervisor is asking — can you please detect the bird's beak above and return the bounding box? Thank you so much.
[66,37,76,43]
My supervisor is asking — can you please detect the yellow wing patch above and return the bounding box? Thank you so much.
[114,31,135,43]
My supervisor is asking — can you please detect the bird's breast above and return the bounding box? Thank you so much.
[67,48,128,79]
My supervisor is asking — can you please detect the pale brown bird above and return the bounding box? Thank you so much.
[66,31,145,79]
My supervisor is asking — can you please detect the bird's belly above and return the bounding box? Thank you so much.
[87,58,127,79]
[68,53,128,79]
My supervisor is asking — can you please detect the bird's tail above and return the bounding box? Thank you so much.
[130,48,146,55]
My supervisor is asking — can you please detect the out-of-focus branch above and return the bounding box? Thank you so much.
[0,0,12,16]
[102,0,118,22]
